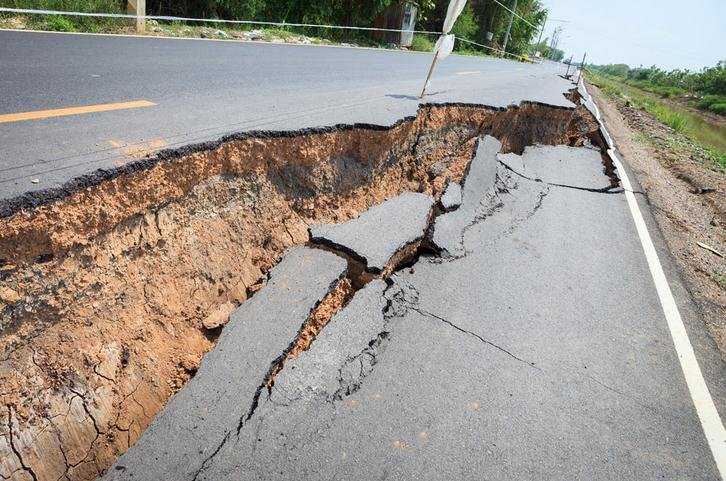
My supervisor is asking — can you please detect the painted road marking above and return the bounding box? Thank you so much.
[0,100,156,124]
[582,80,726,478]
[456,70,481,75]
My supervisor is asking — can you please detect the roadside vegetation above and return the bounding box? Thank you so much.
[589,62,726,117]
[587,70,725,172]
[1,0,553,59]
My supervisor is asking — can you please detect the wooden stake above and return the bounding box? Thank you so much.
[420,50,440,98]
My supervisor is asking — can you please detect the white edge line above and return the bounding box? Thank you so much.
[579,77,726,478]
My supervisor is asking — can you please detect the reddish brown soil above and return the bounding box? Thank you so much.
[0,102,597,481]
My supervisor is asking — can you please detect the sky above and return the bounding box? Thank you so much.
[538,0,725,71]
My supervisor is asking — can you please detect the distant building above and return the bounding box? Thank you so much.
[373,1,418,47]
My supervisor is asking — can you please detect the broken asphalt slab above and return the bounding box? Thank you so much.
[103,246,346,481]
[310,192,434,273]
[432,135,500,257]
[498,144,615,192]
[210,147,719,480]
[271,279,389,402]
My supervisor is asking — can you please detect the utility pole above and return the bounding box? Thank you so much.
[565,54,573,77]
[501,0,517,54]
[535,12,547,53]
[576,52,587,82]
[548,26,561,60]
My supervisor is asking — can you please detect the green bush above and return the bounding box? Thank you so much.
[410,34,434,52]
[709,103,726,116]
[44,14,76,31]
[450,5,478,40]
[698,94,726,106]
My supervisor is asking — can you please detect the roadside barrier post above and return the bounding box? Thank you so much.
[127,0,145,33]
[565,54,573,77]
[576,52,587,83]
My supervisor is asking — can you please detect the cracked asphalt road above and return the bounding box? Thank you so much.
[2,30,723,481]
[103,137,725,480]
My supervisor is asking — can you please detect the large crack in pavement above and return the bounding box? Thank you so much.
[1,94,612,481]
[102,125,625,480]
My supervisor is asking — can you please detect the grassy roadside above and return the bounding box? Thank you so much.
[587,71,726,172]
[0,13,507,58]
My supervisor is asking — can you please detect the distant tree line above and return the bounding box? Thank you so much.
[589,62,726,115]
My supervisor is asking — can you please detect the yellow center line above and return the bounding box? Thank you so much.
[0,100,156,124]
[456,70,481,75]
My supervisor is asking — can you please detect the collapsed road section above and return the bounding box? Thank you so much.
[0,96,606,481]
[104,132,719,480]
[102,134,604,481]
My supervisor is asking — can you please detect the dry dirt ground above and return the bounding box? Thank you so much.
[589,83,726,359]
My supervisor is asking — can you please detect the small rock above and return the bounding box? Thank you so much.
[0,286,21,304]
[428,161,446,177]
[441,182,463,210]
[248,29,264,40]
[31,178,40,184]
[215,29,228,38]
[202,301,236,330]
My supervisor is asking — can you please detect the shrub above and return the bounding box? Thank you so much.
[661,110,689,132]
[709,103,726,116]
[698,95,719,108]
[410,34,434,52]
[45,14,76,31]
[450,5,478,40]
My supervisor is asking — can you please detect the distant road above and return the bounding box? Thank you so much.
[0,29,572,200]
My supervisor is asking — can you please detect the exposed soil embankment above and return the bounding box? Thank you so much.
[0,101,600,481]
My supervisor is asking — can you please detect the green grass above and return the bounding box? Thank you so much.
[713,270,726,290]
[587,71,726,171]
[1,0,127,31]
[709,103,726,115]
[44,14,76,31]
[410,34,434,52]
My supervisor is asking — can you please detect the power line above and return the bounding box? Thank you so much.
[490,0,537,29]
[0,7,443,35]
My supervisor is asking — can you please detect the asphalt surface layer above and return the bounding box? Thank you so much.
[0,29,574,200]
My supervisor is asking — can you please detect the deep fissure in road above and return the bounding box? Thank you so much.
[0,99,604,481]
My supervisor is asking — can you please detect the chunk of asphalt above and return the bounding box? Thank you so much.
[433,135,501,256]
[440,182,462,211]
[310,192,434,273]
[271,279,388,402]
[498,145,613,191]
[102,246,347,481]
